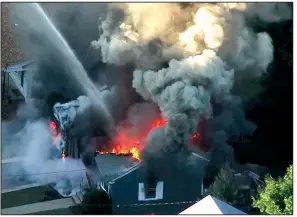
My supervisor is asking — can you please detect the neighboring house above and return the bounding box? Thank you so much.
[233,170,264,213]
[93,152,209,215]
[179,195,246,215]
[2,61,34,119]
[2,157,29,190]
[201,169,264,214]
[1,153,209,215]
[233,170,264,190]
[203,164,264,196]
[1,156,88,214]
[2,60,34,101]
[1,184,84,214]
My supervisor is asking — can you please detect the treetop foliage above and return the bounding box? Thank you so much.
[252,165,293,215]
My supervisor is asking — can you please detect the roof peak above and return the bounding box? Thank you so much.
[107,151,209,184]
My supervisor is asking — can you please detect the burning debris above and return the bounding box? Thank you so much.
[94,113,205,162]
[94,115,167,161]
[47,92,210,163]
[47,95,92,160]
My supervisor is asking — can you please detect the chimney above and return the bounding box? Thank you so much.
[144,171,158,199]
[81,151,103,184]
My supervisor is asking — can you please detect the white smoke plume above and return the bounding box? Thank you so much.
[2,101,86,196]
[91,3,292,166]
[91,3,291,73]
[1,82,120,193]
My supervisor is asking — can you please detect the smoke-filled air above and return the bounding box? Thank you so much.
[90,2,291,165]
[2,2,292,199]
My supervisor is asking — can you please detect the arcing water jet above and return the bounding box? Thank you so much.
[15,3,114,134]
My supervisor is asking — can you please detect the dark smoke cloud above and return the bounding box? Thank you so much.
[9,3,131,118]
[3,3,292,191]
[3,3,127,192]
[90,3,292,169]
[8,3,143,136]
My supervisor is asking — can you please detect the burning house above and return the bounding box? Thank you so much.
[3,3,292,214]
[88,152,209,215]
[45,92,211,207]
[48,93,210,162]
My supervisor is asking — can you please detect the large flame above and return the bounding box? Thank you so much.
[49,115,205,162]
[96,116,167,161]
[96,132,142,160]
[96,115,207,161]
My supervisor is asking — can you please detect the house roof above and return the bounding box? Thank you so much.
[94,154,139,182]
[179,195,246,215]
[2,197,75,214]
[108,163,141,183]
[2,184,63,210]
[191,152,210,162]
[106,152,209,184]
[2,60,34,72]
[2,156,25,164]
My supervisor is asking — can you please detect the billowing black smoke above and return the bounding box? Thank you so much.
[3,3,292,191]
[3,3,132,194]
[9,3,135,121]
[89,3,292,170]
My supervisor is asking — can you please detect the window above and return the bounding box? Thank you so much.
[145,186,156,199]
[21,71,25,87]
[138,181,164,201]
[201,179,204,195]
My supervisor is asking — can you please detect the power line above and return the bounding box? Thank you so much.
[2,168,87,178]
[72,200,198,207]
[2,163,137,178]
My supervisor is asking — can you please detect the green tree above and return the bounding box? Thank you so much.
[71,189,112,214]
[205,163,252,213]
[252,165,293,215]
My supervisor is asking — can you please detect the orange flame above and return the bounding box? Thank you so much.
[50,121,57,129]
[130,147,140,160]
[96,132,142,160]
[151,117,167,128]
[191,132,200,140]
[49,121,60,138]
[96,115,207,160]
[50,114,206,162]
[95,146,140,160]
[97,116,167,161]
[62,152,66,160]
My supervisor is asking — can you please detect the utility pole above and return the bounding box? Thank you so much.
[1,68,9,119]
[2,69,6,102]
[2,63,10,104]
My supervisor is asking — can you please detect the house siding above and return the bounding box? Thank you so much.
[109,165,203,215]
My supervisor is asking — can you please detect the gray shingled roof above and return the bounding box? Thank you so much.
[102,152,210,184]
[94,154,139,182]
